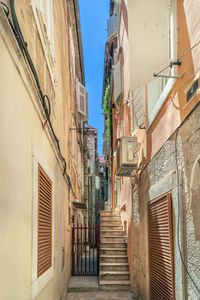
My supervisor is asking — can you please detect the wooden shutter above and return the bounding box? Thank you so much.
[113,61,122,107]
[38,164,52,277]
[76,81,86,117]
[132,87,144,130]
[148,193,175,299]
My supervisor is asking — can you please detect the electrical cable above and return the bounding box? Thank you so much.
[9,0,67,176]
[175,130,200,295]
[0,1,9,15]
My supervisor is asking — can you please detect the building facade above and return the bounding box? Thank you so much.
[85,124,98,226]
[0,1,88,299]
[103,0,200,299]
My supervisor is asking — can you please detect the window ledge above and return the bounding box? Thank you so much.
[148,78,175,128]
[31,267,53,299]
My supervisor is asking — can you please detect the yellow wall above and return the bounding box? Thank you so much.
[0,1,83,299]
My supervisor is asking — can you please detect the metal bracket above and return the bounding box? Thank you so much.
[153,60,182,79]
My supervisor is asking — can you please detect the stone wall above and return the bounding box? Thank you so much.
[131,103,200,299]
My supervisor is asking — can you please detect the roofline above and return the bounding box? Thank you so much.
[73,0,85,85]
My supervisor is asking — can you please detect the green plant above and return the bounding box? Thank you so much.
[103,81,111,141]
[103,81,110,113]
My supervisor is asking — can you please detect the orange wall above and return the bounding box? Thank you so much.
[111,0,200,292]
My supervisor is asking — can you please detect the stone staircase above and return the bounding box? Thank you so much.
[99,210,130,291]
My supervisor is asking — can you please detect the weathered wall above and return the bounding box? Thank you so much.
[131,104,200,299]
[0,1,83,299]
[114,1,200,298]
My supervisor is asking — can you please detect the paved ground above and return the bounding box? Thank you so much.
[67,276,99,292]
[65,277,133,299]
[65,291,133,300]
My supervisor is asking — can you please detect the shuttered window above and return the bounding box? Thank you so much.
[38,164,52,277]
[148,193,175,299]
[76,80,86,117]
[113,61,122,107]
[131,87,144,132]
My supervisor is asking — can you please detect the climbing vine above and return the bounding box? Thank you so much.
[103,81,111,141]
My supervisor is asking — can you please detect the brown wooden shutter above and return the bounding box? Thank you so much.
[148,193,175,299]
[38,164,52,277]
[132,87,144,129]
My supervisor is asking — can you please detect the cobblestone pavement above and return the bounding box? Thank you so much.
[65,291,133,300]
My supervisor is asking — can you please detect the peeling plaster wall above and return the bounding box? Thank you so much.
[131,104,200,299]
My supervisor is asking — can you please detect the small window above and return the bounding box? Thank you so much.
[186,78,198,103]
[31,0,54,75]
[38,164,52,277]
[113,60,122,108]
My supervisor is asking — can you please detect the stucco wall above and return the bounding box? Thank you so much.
[0,1,83,299]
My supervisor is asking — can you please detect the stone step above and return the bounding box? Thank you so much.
[99,280,130,291]
[100,262,129,272]
[101,216,121,221]
[101,230,125,236]
[101,225,123,230]
[101,236,127,243]
[99,271,130,281]
[101,211,120,216]
[101,242,127,248]
[101,220,122,227]
[100,248,127,256]
[100,255,128,263]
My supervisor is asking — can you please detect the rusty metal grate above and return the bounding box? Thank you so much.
[72,224,99,276]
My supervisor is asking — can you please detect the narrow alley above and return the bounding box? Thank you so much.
[0,0,200,300]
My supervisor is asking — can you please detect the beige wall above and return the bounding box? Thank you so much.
[0,1,84,299]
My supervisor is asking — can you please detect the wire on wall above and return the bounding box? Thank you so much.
[0,1,81,200]
[6,0,68,174]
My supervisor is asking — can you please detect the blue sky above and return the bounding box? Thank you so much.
[79,0,109,154]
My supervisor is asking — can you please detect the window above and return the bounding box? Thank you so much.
[185,75,199,104]
[113,60,122,108]
[147,0,177,126]
[38,164,52,277]
[32,144,54,298]
[76,80,87,119]
[130,87,144,133]
[31,0,54,77]
[69,26,76,81]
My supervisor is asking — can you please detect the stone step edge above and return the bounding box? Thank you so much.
[99,280,130,285]
[100,271,130,275]
[101,224,122,226]
[101,230,124,232]
[67,286,99,292]
[100,248,127,251]
[101,235,127,238]
[100,217,121,219]
[100,217,120,219]
[100,263,129,266]
[100,255,128,258]
[101,242,127,244]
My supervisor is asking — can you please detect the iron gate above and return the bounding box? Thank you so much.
[72,224,99,275]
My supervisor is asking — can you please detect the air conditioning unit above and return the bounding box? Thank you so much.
[116,137,138,177]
